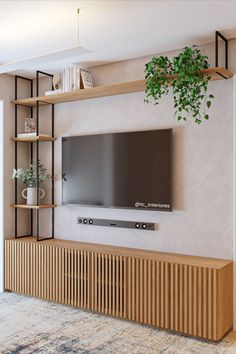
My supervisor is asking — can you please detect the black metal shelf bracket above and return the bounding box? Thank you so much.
[14,71,55,241]
[215,31,229,79]
[35,71,54,242]
[15,76,33,239]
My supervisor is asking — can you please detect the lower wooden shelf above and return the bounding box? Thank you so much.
[4,237,233,341]
[11,204,57,209]
[11,136,56,142]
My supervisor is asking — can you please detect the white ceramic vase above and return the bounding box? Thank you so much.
[22,187,45,205]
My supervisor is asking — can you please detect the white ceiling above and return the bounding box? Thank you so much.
[1,0,236,75]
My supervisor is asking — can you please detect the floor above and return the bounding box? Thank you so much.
[0,293,236,354]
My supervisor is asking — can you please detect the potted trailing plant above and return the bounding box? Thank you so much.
[145,47,214,124]
[12,161,52,205]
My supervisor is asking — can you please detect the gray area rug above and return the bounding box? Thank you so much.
[0,292,235,353]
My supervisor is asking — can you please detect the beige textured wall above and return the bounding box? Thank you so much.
[52,56,233,259]
[1,40,234,259]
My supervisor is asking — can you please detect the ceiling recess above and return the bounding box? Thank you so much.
[0,9,90,74]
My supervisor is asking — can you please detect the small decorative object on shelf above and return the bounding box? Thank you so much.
[12,161,52,205]
[45,88,63,96]
[24,117,36,133]
[17,132,50,139]
[18,117,49,138]
[52,73,62,90]
[44,73,64,96]
[22,187,45,205]
[80,68,93,89]
[145,47,214,124]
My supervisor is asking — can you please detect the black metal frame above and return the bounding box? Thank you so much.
[15,76,33,239]
[14,71,55,241]
[215,31,228,79]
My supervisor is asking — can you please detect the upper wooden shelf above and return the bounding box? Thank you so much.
[12,67,233,107]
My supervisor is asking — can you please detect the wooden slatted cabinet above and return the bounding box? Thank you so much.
[5,237,233,341]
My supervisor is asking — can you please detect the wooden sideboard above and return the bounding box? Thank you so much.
[5,237,233,341]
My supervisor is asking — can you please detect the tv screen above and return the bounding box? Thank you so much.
[62,129,172,211]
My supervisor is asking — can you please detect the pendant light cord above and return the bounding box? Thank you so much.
[77,9,80,47]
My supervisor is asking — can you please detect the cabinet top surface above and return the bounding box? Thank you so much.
[6,237,232,269]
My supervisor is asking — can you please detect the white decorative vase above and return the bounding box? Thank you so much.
[22,187,45,205]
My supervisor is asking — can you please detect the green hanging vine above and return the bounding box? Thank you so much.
[145,47,214,124]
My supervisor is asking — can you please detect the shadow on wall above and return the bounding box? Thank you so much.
[172,126,185,211]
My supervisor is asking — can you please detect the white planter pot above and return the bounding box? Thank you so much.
[22,187,45,205]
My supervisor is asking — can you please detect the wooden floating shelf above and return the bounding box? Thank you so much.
[11,136,56,142]
[11,204,57,209]
[12,67,233,107]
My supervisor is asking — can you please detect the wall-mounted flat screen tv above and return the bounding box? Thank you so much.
[62,129,172,211]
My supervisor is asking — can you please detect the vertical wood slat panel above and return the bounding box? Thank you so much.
[101,253,104,313]
[147,260,152,325]
[97,253,101,313]
[80,250,84,308]
[77,250,80,307]
[58,247,62,303]
[174,263,179,331]
[11,241,15,291]
[164,262,170,329]
[151,260,156,326]
[71,249,75,307]
[188,265,193,336]
[112,254,115,317]
[45,246,49,300]
[84,250,87,309]
[143,259,147,324]
[193,266,198,337]
[199,267,203,337]
[156,261,160,327]
[4,240,232,341]
[160,261,164,327]
[120,256,123,318]
[108,254,112,315]
[61,247,65,304]
[131,257,135,321]
[203,267,207,339]
[87,251,91,310]
[135,258,139,323]
[212,269,217,340]
[105,254,108,314]
[94,252,97,311]
[170,263,174,330]
[140,258,143,323]
[124,256,127,319]
[4,240,8,290]
[128,257,131,320]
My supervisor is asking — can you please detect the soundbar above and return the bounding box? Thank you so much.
[77,217,155,230]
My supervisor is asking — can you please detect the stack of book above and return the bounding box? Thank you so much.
[63,65,81,92]
[45,65,81,96]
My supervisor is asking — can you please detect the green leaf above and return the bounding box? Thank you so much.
[144,46,211,124]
